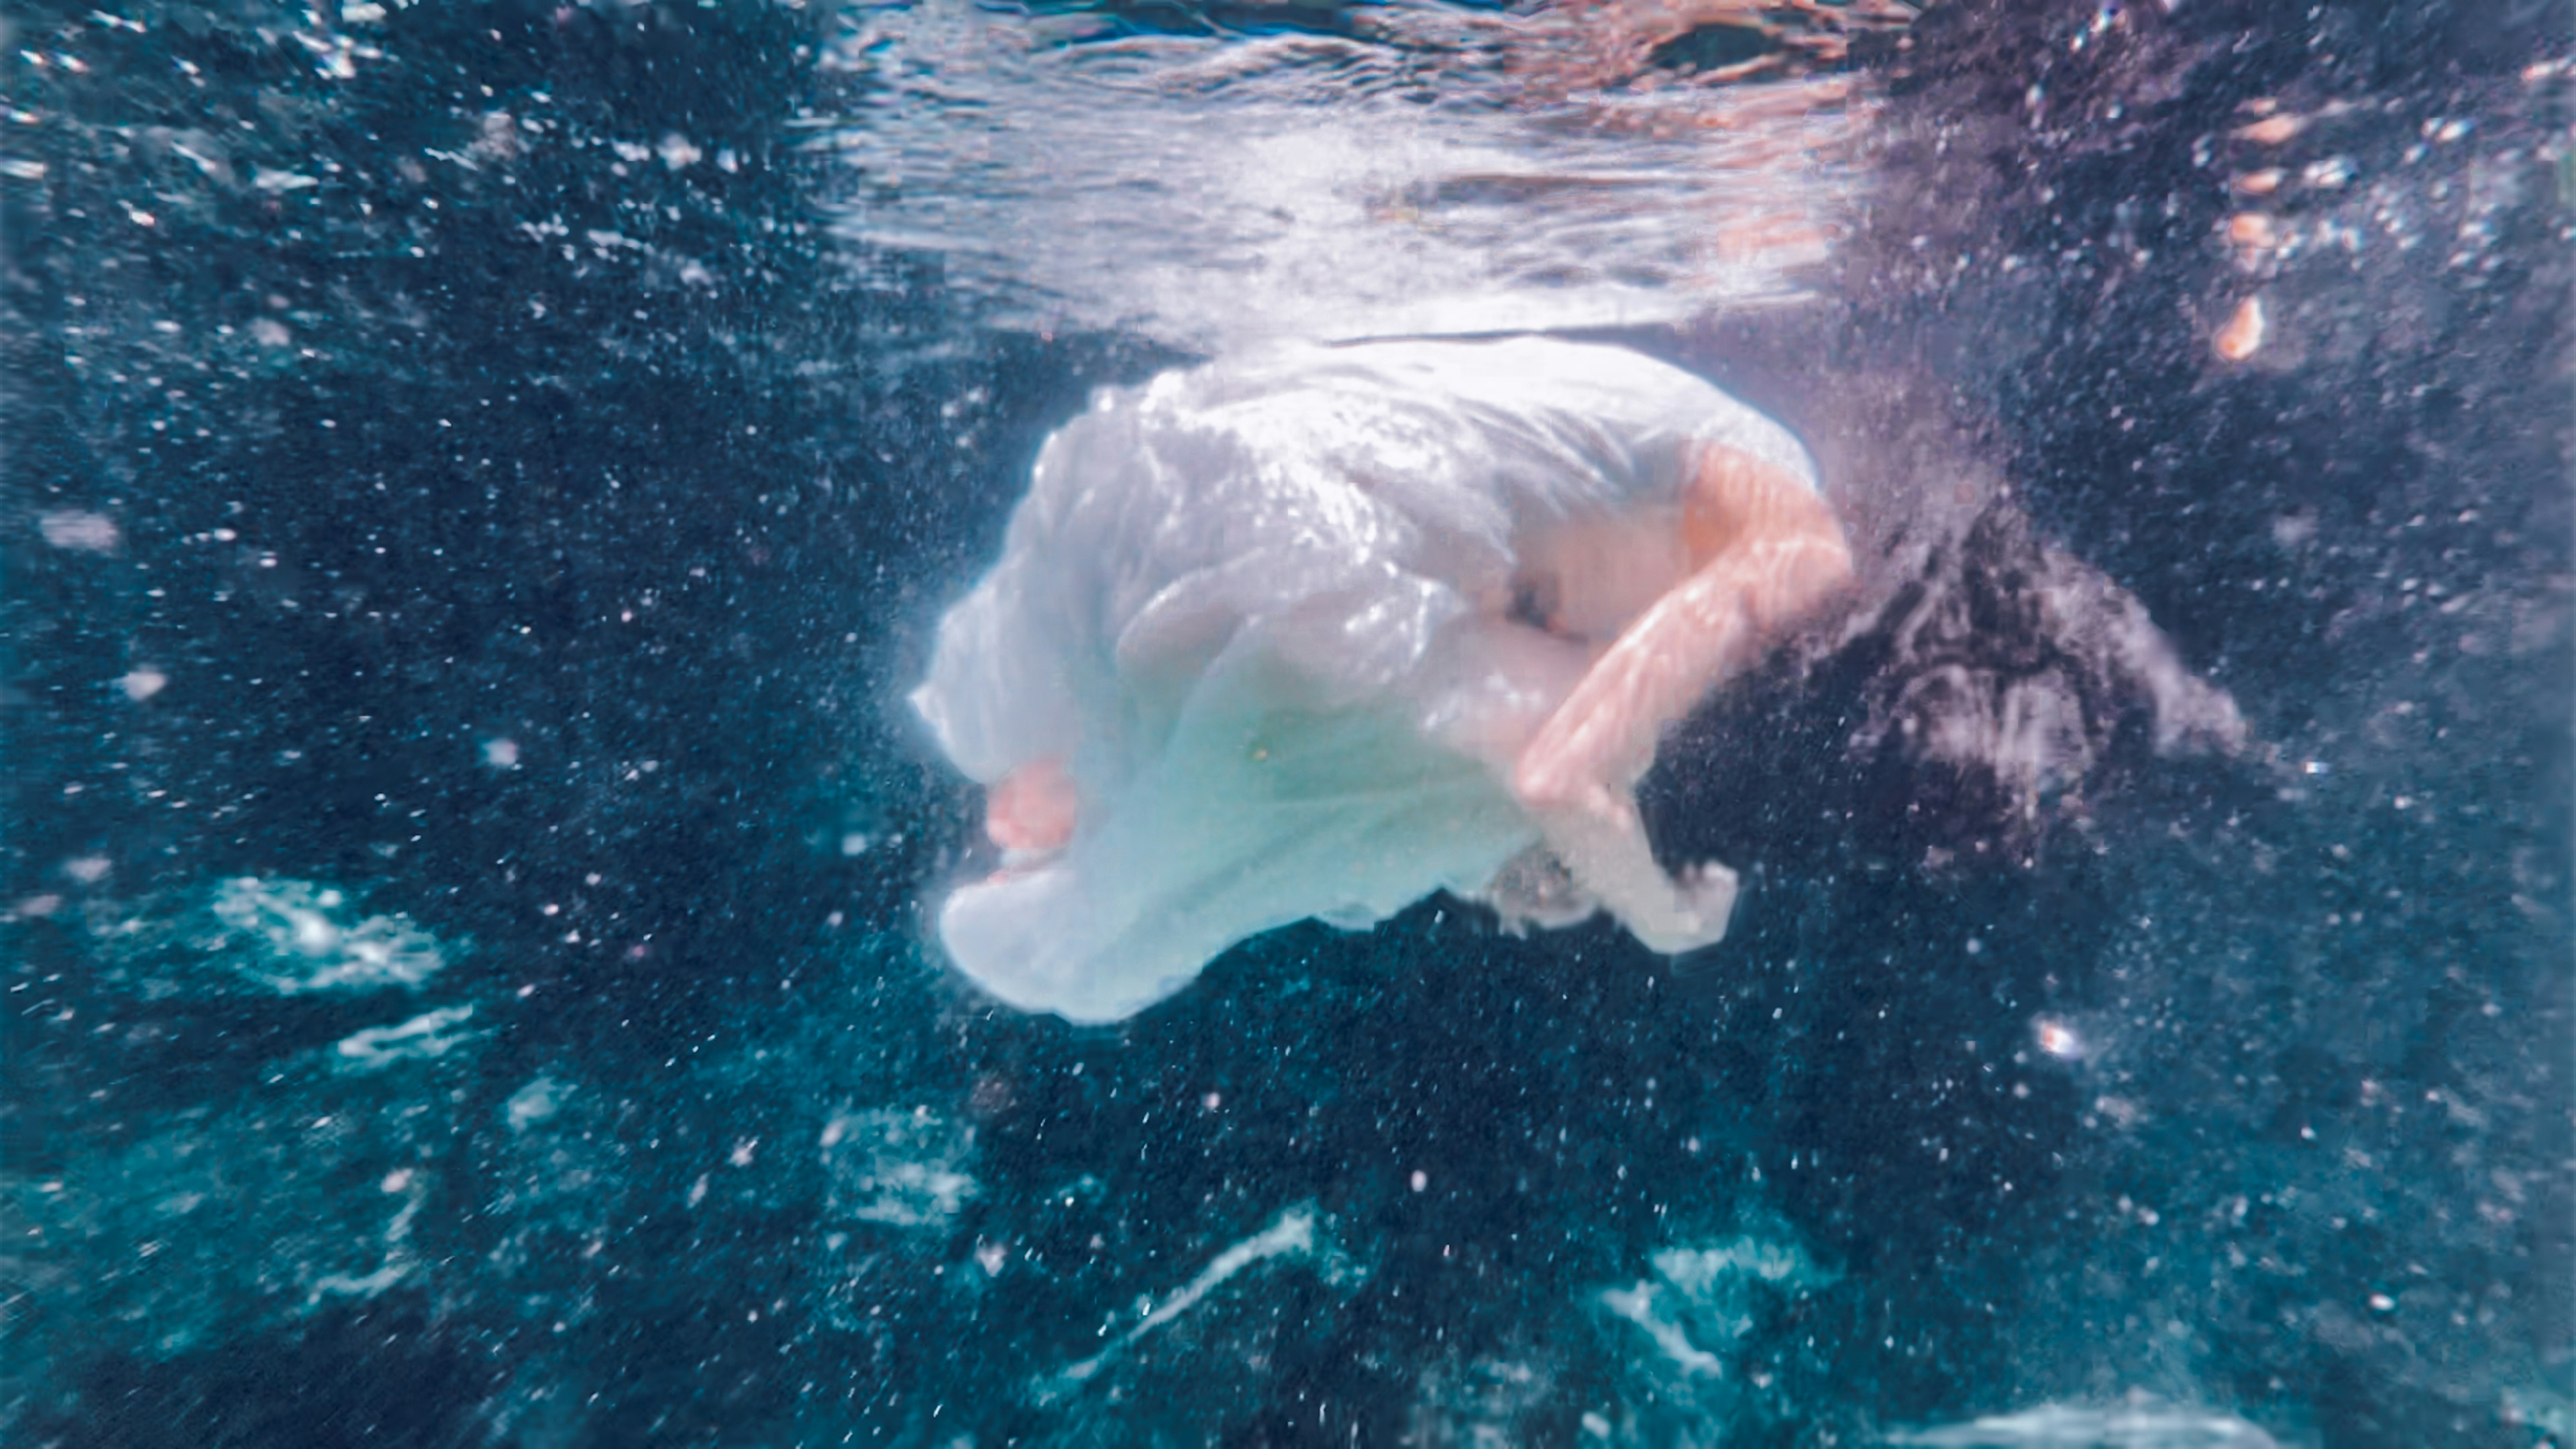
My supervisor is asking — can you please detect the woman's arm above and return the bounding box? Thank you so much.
[1510,444,1852,953]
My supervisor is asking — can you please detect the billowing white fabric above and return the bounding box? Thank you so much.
[910,337,1817,1022]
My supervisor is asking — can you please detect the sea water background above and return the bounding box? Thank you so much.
[3,0,2569,1444]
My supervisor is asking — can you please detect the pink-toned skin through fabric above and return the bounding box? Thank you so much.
[986,756,1079,855]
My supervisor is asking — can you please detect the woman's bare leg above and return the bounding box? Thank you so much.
[1511,445,1853,954]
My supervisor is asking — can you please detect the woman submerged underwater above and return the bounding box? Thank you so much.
[910,336,1854,1022]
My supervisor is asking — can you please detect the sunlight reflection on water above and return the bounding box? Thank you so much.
[815,0,1898,350]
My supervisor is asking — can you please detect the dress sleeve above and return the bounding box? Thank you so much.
[909,400,1132,784]
[910,578,1072,785]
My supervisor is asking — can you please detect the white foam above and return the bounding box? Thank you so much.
[820,1108,979,1230]
[39,509,120,552]
[333,1006,478,1071]
[211,877,446,994]
[1885,1400,2284,1448]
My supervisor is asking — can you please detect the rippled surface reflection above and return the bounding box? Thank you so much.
[817,0,1900,348]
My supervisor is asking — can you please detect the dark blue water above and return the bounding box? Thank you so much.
[4,1,2567,1445]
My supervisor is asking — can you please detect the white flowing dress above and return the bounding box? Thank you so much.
[910,337,1819,1022]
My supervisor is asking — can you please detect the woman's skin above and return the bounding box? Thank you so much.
[979,438,1854,955]
[1510,443,1853,953]
[985,753,1079,856]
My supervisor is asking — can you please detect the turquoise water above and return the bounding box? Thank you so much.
[4,1,2567,1444]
